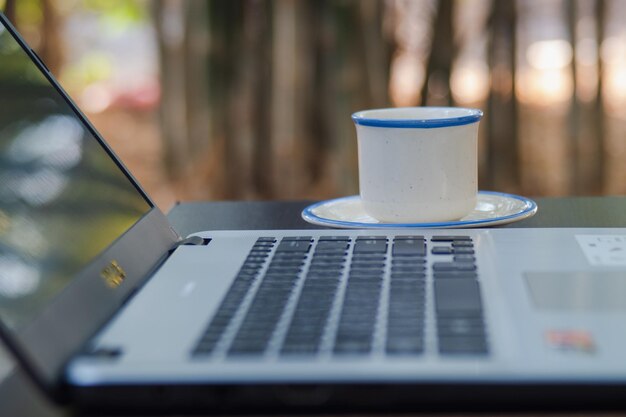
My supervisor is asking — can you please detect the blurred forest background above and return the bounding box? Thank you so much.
[1,0,625,211]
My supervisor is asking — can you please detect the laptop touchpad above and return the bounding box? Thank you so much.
[525,272,626,311]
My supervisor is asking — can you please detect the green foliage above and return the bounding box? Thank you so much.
[62,51,113,87]
[82,0,146,31]
[16,0,43,26]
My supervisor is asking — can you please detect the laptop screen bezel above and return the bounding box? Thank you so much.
[0,13,181,400]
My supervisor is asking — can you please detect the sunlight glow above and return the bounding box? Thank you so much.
[81,82,114,114]
[389,53,425,106]
[601,36,626,65]
[601,35,626,116]
[517,67,573,106]
[451,61,490,104]
[527,39,573,70]
[575,38,599,103]
[604,66,626,115]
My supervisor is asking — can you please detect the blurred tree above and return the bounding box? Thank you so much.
[485,0,518,192]
[1,0,64,75]
[149,0,617,200]
[39,0,63,75]
[3,0,16,23]
[155,0,392,201]
[421,0,454,106]
[568,0,605,195]
[593,0,605,193]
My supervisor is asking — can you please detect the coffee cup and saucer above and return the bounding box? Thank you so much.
[301,107,537,229]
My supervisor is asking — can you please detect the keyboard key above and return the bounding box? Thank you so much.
[307,271,343,279]
[249,250,272,257]
[390,272,426,280]
[315,241,349,251]
[433,272,478,279]
[333,339,372,354]
[431,246,454,255]
[432,262,477,272]
[243,259,265,266]
[269,260,304,268]
[312,253,346,260]
[246,256,268,262]
[438,337,489,355]
[351,255,385,263]
[310,257,345,265]
[392,257,426,265]
[240,262,262,271]
[283,236,313,241]
[437,316,484,328]
[392,240,426,257]
[351,261,385,269]
[272,253,308,261]
[350,267,384,277]
[434,280,482,314]
[389,282,425,291]
[281,344,320,355]
[249,246,272,253]
[254,240,275,246]
[431,235,472,242]
[308,265,344,273]
[386,336,424,355]
[319,236,351,242]
[354,239,388,253]
[453,247,475,255]
[391,265,426,273]
[452,241,474,247]
[275,240,311,253]
[437,323,486,338]
[393,235,425,241]
[266,267,302,275]
[356,236,387,241]
[453,254,476,262]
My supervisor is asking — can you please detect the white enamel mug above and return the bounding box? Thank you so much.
[352,107,483,223]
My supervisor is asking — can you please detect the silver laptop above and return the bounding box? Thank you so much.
[2,13,626,413]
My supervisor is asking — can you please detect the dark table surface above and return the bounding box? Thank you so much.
[167,196,626,235]
[2,197,626,417]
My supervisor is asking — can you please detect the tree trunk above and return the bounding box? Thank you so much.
[486,0,518,191]
[3,0,16,23]
[154,0,190,181]
[39,0,63,75]
[421,0,454,106]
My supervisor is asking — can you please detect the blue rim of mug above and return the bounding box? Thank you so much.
[301,191,538,229]
[351,107,483,129]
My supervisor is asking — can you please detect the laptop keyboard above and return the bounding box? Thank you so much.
[192,235,488,358]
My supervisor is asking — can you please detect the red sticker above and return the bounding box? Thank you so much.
[545,330,595,353]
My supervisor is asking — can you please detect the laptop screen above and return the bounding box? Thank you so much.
[0,22,151,331]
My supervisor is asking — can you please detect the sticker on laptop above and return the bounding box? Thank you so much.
[576,235,626,266]
[545,330,595,354]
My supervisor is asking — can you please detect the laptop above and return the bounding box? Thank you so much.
[2,12,626,414]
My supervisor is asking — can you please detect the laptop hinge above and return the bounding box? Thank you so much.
[169,235,210,252]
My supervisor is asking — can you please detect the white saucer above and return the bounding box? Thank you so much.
[302,191,538,229]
